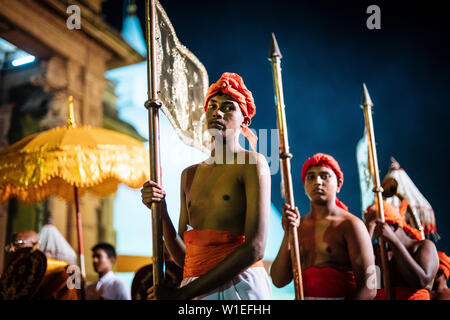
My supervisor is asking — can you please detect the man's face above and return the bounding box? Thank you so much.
[7,231,39,253]
[205,94,250,136]
[304,166,342,204]
[92,249,114,274]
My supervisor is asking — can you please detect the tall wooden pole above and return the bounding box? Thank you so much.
[145,0,164,288]
[68,96,86,300]
[268,33,304,300]
[73,186,86,300]
[361,83,392,300]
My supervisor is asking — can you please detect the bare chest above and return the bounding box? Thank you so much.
[298,219,350,269]
[186,164,247,231]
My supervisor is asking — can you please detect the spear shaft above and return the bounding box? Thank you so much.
[145,0,164,288]
[269,33,304,300]
[361,84,392,300]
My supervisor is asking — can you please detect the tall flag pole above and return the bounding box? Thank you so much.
[361,83,392,300]
[268,33,304,300]
[144,0,164,289]
[142,0,210,292]
[356,129,375,218]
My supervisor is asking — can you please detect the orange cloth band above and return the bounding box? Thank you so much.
[183,229,263,279]
[375,287,430,300]
[302,267,357,298]
[381,200,423,241]
[438,251,450,279]
[399,199,409,216]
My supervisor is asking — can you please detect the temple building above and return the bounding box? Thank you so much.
[0,0,145,281]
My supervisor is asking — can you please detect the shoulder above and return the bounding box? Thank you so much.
[244,151,270,174]
[112,276,128,289]
[242,152,271,188]
[340,213,369,237]
[106,277,130,300]
[414,240,439,270]
[340,210,364,225]
[181,163,200,177]
[300,212,311,223]
[416,239,437,254]
[111,276,130,293]
[181,163,201,185]
[249,151,268,165]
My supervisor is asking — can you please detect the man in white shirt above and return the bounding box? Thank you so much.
[86,243,131,300]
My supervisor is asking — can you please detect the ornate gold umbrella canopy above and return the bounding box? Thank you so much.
[0,97,149,298]
[0,103,149,203]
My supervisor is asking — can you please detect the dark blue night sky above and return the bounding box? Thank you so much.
[103,0,450,253]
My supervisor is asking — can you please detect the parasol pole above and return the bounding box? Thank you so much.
[361,84,393,300]
[268,33,304,300]
[144,0,164,289]
[73,186,85,300]
[67,96,86,300]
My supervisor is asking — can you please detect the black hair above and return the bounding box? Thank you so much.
[390,223,399,232]
[92,242,116,259]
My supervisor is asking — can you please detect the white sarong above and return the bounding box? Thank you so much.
[180,266,272,300]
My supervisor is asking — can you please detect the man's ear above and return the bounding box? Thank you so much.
[336,178,343,193]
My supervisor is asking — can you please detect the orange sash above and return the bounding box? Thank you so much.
[375,287,430,300]
[183,229,263,279]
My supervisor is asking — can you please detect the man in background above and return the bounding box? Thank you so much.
[365,201,439,300]
[86,242,131,300]
[270,153,376,300]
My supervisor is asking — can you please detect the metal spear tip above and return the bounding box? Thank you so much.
[269,32,283,59]
[127,0,137,16]
[361,83,374,107]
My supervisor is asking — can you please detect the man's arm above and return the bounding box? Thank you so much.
[345,216,377,300]
[363,204,377,239]
[270,233,293,287]
[270,205,301,287]
[390,238,439,289]
[161,168,190,268]
[374,221,439,289]
[141,169,188,268]
[177,153,271,299]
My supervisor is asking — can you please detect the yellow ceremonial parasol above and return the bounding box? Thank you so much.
[0,96,149,298]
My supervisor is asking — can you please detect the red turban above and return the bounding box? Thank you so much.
[203,72,257,151]
[369,200,423,241]
[437,251,450,279]
[301,153,348,211]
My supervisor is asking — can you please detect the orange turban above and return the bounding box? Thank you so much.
[301,153,348,211]
[204,72,258,151]
[378,200,423,240]
[437,251,450,279]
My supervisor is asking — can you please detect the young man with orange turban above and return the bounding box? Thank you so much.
[364,200,439,300]
[431,251,450,300]
[270,153,377,299]
[142,73,272,300]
